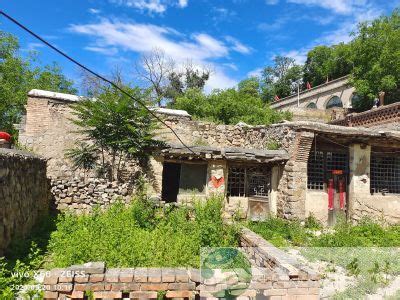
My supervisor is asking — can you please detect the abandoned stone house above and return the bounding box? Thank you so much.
[18,89,400,225]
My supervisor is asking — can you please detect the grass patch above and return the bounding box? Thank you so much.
[46,196,239,268]
[248,216,400,247]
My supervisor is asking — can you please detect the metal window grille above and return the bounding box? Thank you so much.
[307,151,348,190]
[326,152,348,172]
[228,166,271,197]
[228,167,246,197]
[307,151,324,190]
[371,155,400,194]
[247,166,271,197]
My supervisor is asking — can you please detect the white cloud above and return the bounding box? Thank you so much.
[287,0,368,15]
[247,68,263,78]
[109,0,188,14]
[84,46,119,56]
[88,8,101,14]
[225,36,252,54]
[69,19,248,90]
[265,0,279,4]
[281,49,308,64]
[178,0,188,8]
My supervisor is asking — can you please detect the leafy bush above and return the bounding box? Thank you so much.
[173,88,291,126]
[47,196,239,268]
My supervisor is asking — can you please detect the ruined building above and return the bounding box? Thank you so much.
[19,89,400,225]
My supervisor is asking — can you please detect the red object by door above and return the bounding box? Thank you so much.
[328,179,334,210]
[0,132,11,142]
[339,179,346,210]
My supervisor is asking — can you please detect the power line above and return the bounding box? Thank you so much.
[0,10,198,156]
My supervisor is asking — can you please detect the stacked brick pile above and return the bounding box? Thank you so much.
[43,229,320,299]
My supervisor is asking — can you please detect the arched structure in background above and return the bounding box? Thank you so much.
[306,102,317,109]
[326,96,343,109]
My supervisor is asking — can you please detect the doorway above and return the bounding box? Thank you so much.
[161,162,181,203]
[327,170,348,226]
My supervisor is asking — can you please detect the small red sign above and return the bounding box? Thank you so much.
[332,170,343,175]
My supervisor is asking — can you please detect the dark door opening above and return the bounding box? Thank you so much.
[161,162,181,203]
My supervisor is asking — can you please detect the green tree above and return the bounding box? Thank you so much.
[260,56,302,102]
[173,86,291,126]
[303,44,352,88]
[65,142,98,181]
[0,30,76,137]
[350,8,400,108]
[70,81,160,180]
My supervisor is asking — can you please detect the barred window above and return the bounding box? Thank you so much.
[228,166,271,198]
[371,155,400,194]
[308,151,324,190]
[307,150,349,190]
[227,167,246,197]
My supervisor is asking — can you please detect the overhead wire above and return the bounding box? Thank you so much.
[0,10,199,157]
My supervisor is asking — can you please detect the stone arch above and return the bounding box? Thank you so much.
[326,96,343,109]
[306,102,317,109]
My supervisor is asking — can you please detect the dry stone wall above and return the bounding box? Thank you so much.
[0,149,50,255]
[51,178,132,212]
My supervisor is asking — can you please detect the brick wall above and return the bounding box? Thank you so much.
[0,149,50,255]
[42,228,320,299]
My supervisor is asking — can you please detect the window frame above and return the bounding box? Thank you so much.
[370,154,400,194]
[227,164,271,198]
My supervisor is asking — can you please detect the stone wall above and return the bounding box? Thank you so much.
[42,228,320,299]
[0,149,50,255]
[51,178,132,213]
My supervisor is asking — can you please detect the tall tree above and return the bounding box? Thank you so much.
[350,8,400,108]
[303,44,352,87]
[0,30,76,136]
[135,48,174,107]
[260,56,302,102]
[165,61,210,103]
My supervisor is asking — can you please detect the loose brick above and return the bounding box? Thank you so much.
[111,282,140,291]
[175,268,189,282]
[308,288,320,295]
[43,291,58,299]
[43,269,63,285]
[287,288,309,295]
[74,274,89,283]
[74,284,87,292]
[105,268,120,283]
[93,291,122,298]
[70,291,84,298]
[147,268,162,283]
[167,282,196,290]
[161,268,176,283]
[134,268,148,282]
[141,283,169,291]
[188,268,201,283]
[89,273,104,283]
[165,290,194,298]
[129,291,158,299]
[119,269,134,283]
[56,283,73,293]
[263,289,287,296]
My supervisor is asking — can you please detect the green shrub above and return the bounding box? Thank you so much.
[46,196,239,268]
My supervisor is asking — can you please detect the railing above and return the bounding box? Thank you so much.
[330,102,400,127]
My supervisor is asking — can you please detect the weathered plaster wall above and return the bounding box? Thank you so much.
[0,149,50,255]
[305,191,329,223]
[349,144,400,223]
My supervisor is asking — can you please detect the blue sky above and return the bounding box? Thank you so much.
[1,0,398,92]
